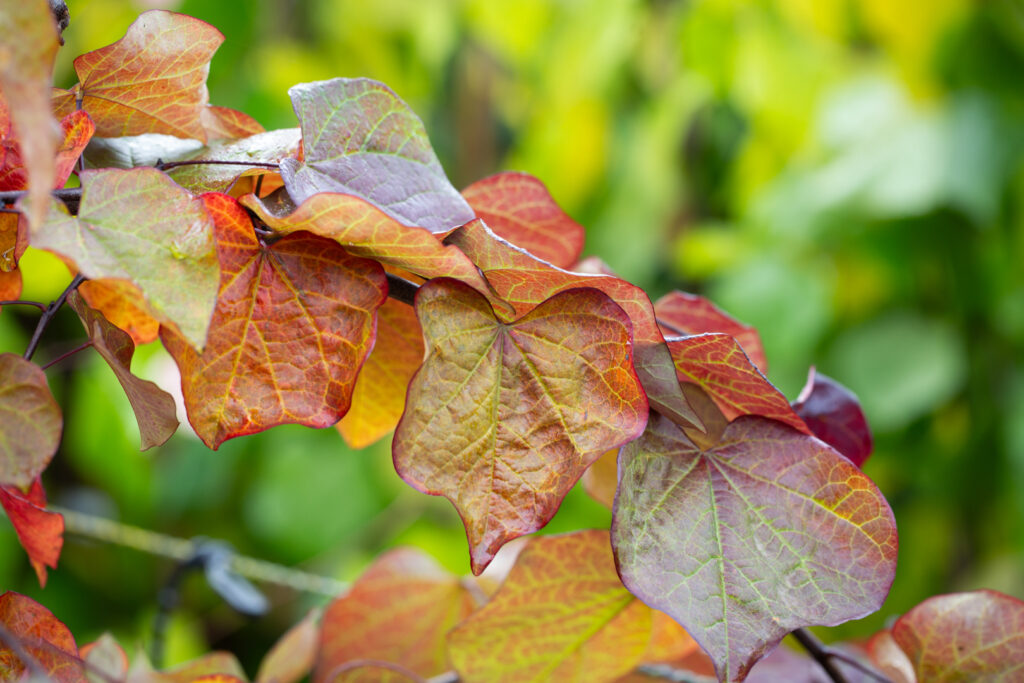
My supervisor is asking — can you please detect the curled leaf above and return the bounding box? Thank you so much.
[0,479,63,587]
[792,368,873,467]
[0,353,62,488]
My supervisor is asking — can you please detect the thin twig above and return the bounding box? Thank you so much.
[23,273,86,361]
[386,272,420,306]
[156,159,280,172]
[41,340,93,370]
[0,299,47,310]
[791,628,850,683]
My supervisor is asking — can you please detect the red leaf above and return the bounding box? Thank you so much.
[462,171,585,269]
[891,590,1024,681]
[315,548,476,683]
[53,110,94,188]
[52,11,223,141]
[445,219,701,430]
[654,291,768,373]
[0,479,63,587]
[162,193,386,448]
[68,291,178,450]
[792,368,873,467]
[612,396,897,681]
[0,591,85,681]
[393,279,648,573]
[0,353,62,488]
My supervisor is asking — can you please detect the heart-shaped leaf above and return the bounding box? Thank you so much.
[0,479,63,587]
[445,219,700,430]
[448,530,654,683]
[654,291,767,373]
[52,10,223,141]
[31,168,220,349]
[612,402,897,681]
[792,368,873,467]
[201,105,265,141]
[161,193,386,449]
[166,128,300,194]
[315,548,477,683]
[891,590,1024,682]
[281,78,475,232]
[393,278,648,573]
[336,298,424,449]
[77,279,160,345]
[0,353,62,488]
[462,171,585,269]
[68,291,178,450]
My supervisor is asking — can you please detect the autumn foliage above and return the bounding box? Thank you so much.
[1,3,1022,683]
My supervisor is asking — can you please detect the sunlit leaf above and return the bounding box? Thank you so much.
[281,77,475,232]
[654,291,768,374]
[52,10,223,141]
[83,133,204,170]
[202,105,265,141]
[241,192,497,302]
[0,479,63,587]
[256,608,320,683]
[31,168,220,350]
[462,171,585,269]
[0,353,62,488]
[394,278,648,573]
[1,109,93,193]
[865,631,914,683]
[891,590,1024,682]
[68,291,178,450]
[667,334,808,433]
[449,531,651,682]
[161,193,386,449]
[0,591,85,682]
[314,548,476,683]
[792,368,873,467]
[446,219,700,430]
[166,128,300,194]
[77,279,160,345]
[336,298,424,449]
[612,400,897,682]
[582,448,619,509]
[0,0,60,228]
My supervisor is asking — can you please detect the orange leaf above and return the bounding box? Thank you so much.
[654,290,768,373]
[77,279,160,345]
[52,11,223,141]
[315,548,477,683]
[241,192,499,306]
[445,219,700,430]
[581,448,618,509]
[462,171,585,269]
[202,105,265,141]
[256,608,321,683]
[53,110,94,188]
[393,279,648,573]
[68,291,178,450]
[865,630,915,683]
[891,590,1024,681]
[0,591,85,681]
[162,193,386,449]
[0,479,63,587]
[0,353,62,488]
[448,530,653,683]
[337,298,424,449]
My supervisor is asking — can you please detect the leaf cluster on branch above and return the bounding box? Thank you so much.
[1,4,1022,682]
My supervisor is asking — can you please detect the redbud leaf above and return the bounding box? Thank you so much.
[865,631,915,683]
[445,219,701,430]
[0,591,85,682]
[667,334,809,433]
[0,0,60,228]
[281,78,475,233]
[891,590,1024,681]
[80,634,129,683]
[792,368,873,467]
[202,105,265,141]
[0,353,62,488]
[0,479,63,587]
[462,171,585,269]
[68,291,178,450]
[393,279,648,573]
[582,448,619,509]
[166,128,300,194]
[52,10,222,141]
[336,298,424,449]
[1,108,93,193]
[161,193,386,449]
[612,406,898,682]
[77,279,161,345]
[256,608,320,683]
[31,168,220,350]
[315,548,476,683]
[449,530,653,683]
[240,192,498,303]
[655,291,768,373]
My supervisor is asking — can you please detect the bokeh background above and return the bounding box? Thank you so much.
[3,0,1024,672]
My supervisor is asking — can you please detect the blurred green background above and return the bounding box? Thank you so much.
[3,0,1024,671]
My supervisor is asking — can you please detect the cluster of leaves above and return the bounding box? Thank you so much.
[0,3,1022,682]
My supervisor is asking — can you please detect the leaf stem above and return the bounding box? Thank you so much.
[155,159,281,172]
[0,299,47,310]
[386,272,420,306]
[40,340,93,370]
[789,628,890,683]
[23,273,86,362]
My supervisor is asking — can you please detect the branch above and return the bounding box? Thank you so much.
[23,273,86,361]
[790,628,891,683]
[0,300,47,310]
[155,159,281,172]
[386,272,420,306]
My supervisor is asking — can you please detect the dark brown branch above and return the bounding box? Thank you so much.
[386,272,420,306]
[789,628,892,683]
[0,299,47,310]
[155,159,281,172]
[23,273,86,361]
